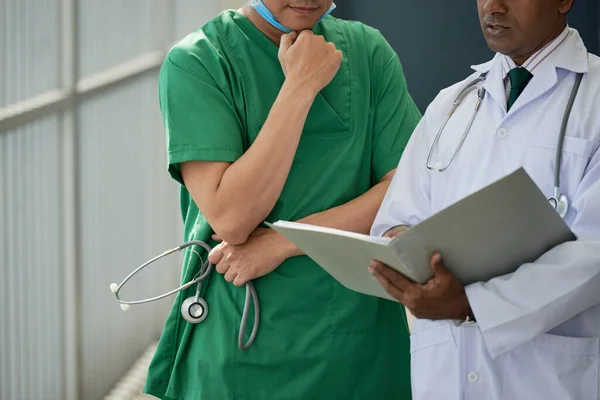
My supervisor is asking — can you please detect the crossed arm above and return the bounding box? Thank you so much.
[205,169,395,287]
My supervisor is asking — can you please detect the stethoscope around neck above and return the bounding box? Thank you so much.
[110,241,260,351]
[426,71,584,219]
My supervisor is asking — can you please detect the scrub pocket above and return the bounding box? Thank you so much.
[410,323,459,400]
[501,333,599,400]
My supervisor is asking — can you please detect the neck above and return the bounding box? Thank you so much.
[239,4,287,46]
[511,23,566,66]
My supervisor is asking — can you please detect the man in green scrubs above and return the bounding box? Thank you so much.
[144,1,421,399]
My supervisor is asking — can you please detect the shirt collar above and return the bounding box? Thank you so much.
[471,26,589,76]
[501,25,571,77]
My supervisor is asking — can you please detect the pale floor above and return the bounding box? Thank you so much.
[104,343,158,400]
[134,393,156,400]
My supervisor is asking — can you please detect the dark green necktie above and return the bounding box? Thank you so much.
[507,67,533,111]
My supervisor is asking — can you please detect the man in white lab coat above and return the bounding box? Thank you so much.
[370,0,600,399]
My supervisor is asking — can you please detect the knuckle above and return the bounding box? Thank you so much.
[389,272,403,285]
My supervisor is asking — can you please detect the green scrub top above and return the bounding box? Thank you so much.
[145,10,421,400]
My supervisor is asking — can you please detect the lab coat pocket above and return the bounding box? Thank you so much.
[410,323,459,400]
[525,134,598,202]
[501,333,599,400]
[528,134,597,157]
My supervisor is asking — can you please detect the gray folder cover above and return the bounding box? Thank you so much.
[269,168,576,302]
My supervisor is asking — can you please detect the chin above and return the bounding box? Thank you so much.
[484,37,511,55]
[279,8,325,31]
[280,17,321,31]
[286,22,319,31]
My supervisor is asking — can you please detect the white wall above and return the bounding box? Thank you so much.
[221,0,246,9]
[0,1,242,399]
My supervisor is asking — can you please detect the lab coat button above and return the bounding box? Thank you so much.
[467,372,479,383]
[497,128,508,139]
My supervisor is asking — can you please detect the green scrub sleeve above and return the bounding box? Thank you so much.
[158,47,245,185]
[370,41,422,183]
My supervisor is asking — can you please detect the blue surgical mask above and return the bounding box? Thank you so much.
[249,0,336,33]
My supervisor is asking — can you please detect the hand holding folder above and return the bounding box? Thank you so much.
[268,168,576,302]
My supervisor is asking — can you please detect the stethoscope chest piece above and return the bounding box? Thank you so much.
[181,295,209,324]
[549,192,569,219]
[111,240,261,350]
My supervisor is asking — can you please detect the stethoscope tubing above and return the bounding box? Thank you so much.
[112,241,213,305]
[110,240,260,350]
[425,71,585,218]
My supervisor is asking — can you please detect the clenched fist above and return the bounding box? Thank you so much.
[278,30,343,96]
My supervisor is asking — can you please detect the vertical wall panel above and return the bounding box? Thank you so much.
[0,0,6,108]
[172,0,245,40]
[0,115,64,400]
[77,73,180,400]
[174,0,220,39]
[0,0,60,108]
[1,1,233,399]
[78,0,158,77]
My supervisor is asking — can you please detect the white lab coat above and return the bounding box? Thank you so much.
[372,28,600,400]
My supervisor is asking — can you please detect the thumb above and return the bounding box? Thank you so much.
[278,32,295,59]
[430,253,448,274]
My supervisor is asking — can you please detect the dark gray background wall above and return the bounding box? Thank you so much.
[334,1,600,112]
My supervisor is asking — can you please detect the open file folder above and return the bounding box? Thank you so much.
[267,168,576,302]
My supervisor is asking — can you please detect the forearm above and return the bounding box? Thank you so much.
[209,81,316,242]
[282,176,393,258]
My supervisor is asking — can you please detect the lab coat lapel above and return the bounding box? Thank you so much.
[470,28,590,118]
[473,54,507,113]
[506,61,558,116]
[507,29,589,116]
[554,29,589,74]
